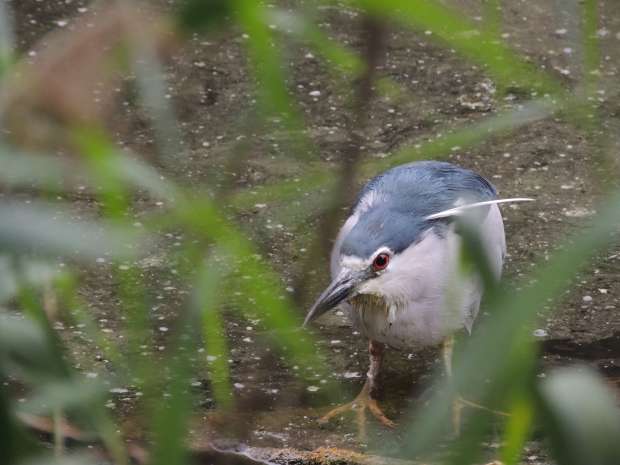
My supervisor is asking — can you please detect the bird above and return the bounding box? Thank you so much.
[303,160,531,435]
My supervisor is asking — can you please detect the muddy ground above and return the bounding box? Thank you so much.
[8,0,620,464]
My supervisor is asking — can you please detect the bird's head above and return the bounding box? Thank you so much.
[303,245,399,326]
[303,179,440,327]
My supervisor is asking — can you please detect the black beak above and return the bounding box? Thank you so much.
[303,269,369,326]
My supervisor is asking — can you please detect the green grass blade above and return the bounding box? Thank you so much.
[0,0,14,77]
[0,202,141,261]
[399,188,620,457]
[360,0,562,95]
[0,146,78,191]
[538,366,620,465]
[194,252,233,409]
[500,393,535,465]
[266,9,363,75]
[175,198,326,376]
[366,98,557,173]
[19,378,104,416]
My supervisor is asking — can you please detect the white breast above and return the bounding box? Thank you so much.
[335,205,506,349]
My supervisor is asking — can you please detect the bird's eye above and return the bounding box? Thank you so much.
[372,253,390,272]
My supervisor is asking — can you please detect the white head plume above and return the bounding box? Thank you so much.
[424,198,534,221]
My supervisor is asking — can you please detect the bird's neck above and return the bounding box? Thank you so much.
[350,293,403,312]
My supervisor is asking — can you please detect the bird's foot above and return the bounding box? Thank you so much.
[452,396,509,436]
[318,382,395,441]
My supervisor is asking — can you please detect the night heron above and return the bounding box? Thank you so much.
[304,161,530,432]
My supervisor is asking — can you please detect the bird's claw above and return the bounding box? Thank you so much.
[319,382,395,441]
[451,395,510,437]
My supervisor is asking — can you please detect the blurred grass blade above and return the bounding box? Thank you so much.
[177,0,232,33]
[0,142,177,202]
[368,98,557,173]
[361,0,562,95]
[0,0,14,75]
[235,1,314,159]
[176,198,326,376]
[231,166,331,209]
[400,188,620,457]
[500,393,534,465]
[0,255,18,303]
[236,1,294,119]
[0,257,62,305]
[0,147,78,191]
[53,274,125,371]
[0,0,14,53]
[124,19,186,168]
[18,456,99,465]
[582,0,600,95]
[0,384,39,464]
[0,202,142,261]
[194,252,233,409]
[149,328,193,465]
[0,315,67,381]
[232,99,557,211]
[20,379,104,416]
[113,155,180,202]
[483,0,502,35]
[538,366,620,465]
[266,9,363,74]
[74,128,180,202]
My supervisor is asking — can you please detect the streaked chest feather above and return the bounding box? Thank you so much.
[349,293,412,335]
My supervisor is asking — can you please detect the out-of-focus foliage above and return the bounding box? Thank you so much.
[0,1,618,465]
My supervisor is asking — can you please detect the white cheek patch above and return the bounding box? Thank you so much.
[341,255,367,271]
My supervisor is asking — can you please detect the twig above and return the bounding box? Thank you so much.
[293,13,386,307]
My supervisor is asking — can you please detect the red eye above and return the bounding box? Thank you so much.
[372,253,390,272]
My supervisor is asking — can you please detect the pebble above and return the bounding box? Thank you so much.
[306,386,319,392]
[532,329,548,338]
[582,295,593,302]
[564,208,595,218]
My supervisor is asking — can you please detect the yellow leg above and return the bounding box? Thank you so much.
[442,335,508,436]
[319,341,395,440]
[442,336,462,435]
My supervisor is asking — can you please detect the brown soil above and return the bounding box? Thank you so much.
[7,1,620,464]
